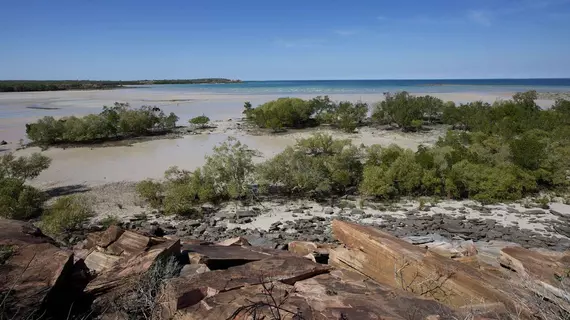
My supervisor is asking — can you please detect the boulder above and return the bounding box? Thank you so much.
[106,230,151,256]
[288,241,318,256]
[0,219,83,319]
[330,220,533,317]
[158,256,330,318]
[85,225,124,249]
[84,250,122,272]
[179,264,210,278]
[86,239,180,297]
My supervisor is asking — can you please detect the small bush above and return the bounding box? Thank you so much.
[0,179,46,219]
[0,153,51,220]
[41,195,93,235]
[100,215,120,228]
[189,115,210,129]
[136,179,164,208]
[257,134,362,196]
[26,103,179,145]
[372,92,446,131]
[245,97,314,131]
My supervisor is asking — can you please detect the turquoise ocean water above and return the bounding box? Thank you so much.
[141,79,570,95]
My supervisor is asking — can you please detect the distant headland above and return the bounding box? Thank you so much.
[0,78,242,92]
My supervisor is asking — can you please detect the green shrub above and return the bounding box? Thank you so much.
[202,137,256,200]
[136,179,164,208]
[372,92,446,131]
[0,152,51,180]
[41,196,93,235]
[245,98,314,131]
[0,153,51,219]
[316,100,369,132]
[0,178,46,219]
[142,138,256,216]
[100,215,120,228]
[245,96,368,132]
[26,103,179,145]
[257,134,362,196]
[189,115,210,129]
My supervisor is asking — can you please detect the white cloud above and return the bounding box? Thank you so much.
[376,15,386,21]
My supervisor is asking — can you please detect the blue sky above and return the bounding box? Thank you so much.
[1,0,569,80]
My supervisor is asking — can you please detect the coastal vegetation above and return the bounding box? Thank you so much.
[0,79,241,92]
[137,91,570,209]
[136,137,256,216]
[189,115,211,129]
[41,195,93,235]
[0,153,51,219]
[243,96,369,132]
[371,92,451,131]
[26,102,179,145]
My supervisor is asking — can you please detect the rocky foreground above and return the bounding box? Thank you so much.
[1,218,570,320]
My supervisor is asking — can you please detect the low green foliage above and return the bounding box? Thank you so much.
[257,133,362,196]
[360,91,570,203]
[372,92,448,131]
[189,115,210,128]
[41,195,93,235]
[244,96,369,132]
[136,179,164,208]
[99,215,120,228]
[137,138,256,216]
[0,153,51,220]
[26,103,179,145]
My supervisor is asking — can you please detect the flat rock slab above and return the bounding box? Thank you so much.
[159,256,330,318]
[172,282,312,320]
[86,239,180,297]
[331,220,533,317]
[500,246,570,309]
[85,225,124,249]
[84,250,122,273]
[0,219,78,319]
[172,268,458,320]
[294,269,459,320]
[106,230,151,256]
[183,244,293,269]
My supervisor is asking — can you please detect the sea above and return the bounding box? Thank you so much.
[139,79,570,95]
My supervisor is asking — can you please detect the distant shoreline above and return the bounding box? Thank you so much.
[0,79,242,93]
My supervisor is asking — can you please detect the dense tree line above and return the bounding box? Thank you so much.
[0,79,241,92]
[243,96,369,132]
[139,91,570,210]
[26,103,179,145]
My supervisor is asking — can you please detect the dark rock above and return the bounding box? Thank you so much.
[0,140,7,145]
[350,209,365,215]
[235,210,257,219]
[524,209,546,215]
